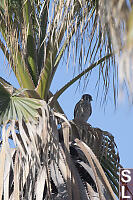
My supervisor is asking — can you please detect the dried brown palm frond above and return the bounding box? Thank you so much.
[70,120,121,196]
[0,97,120,199]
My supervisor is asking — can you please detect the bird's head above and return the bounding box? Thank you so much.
[81,94,93,102]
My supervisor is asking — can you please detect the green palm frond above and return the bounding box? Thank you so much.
[0,0,117,102]
[0,84,41,124]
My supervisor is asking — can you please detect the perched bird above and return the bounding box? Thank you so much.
[74,94,93,122]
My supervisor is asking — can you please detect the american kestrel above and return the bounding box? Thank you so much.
[74,94,93,122]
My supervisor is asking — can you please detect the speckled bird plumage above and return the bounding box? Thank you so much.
[74,94,92,122]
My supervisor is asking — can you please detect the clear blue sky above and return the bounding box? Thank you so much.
[0,48,133,168]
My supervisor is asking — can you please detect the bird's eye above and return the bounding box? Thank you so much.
[86,96,88,100]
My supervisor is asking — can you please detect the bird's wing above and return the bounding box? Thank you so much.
[74,100,80,118]
[90,103,92,116]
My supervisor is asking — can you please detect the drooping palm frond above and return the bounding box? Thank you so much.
[70,120,121,196]
[0,0,118,105]
[0,95,120,199]
[98,0,133,101]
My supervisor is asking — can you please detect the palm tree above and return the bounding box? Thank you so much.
[1,0,131,199]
